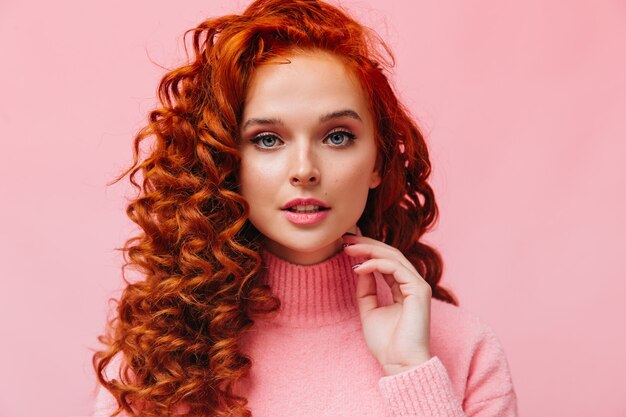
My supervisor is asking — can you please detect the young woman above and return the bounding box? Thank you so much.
[92,1,519,416]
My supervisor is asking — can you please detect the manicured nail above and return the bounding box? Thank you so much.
[351,263,362,270]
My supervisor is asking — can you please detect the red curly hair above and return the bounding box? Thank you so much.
[92,0,459,416]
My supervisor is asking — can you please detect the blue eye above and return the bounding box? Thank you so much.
[250,134,282,149]
[325,130,356,146]
[250,129,357,150]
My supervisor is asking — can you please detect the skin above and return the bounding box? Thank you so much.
[238,49,433,376]
[238,49,381,265]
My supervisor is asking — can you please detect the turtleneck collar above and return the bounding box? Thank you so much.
[257,227,369,328]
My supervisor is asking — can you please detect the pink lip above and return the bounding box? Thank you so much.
[282,208,330,225]
[281,198,330,209]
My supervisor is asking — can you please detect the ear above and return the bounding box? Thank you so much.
[370,153,382,189]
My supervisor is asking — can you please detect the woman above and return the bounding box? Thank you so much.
[92,0,519,416]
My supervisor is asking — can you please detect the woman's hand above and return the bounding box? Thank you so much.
[342,233,433,376]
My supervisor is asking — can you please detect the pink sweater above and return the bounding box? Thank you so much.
[93,242,519,417]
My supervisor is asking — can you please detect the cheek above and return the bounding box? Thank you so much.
[328,162,374,222]
[239,157,282,199]
[238,159,258,198]
[333,160,375,196]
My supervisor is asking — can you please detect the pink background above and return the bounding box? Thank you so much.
[1,0,625,416]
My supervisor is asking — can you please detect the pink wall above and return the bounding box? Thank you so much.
[1,0,624,416]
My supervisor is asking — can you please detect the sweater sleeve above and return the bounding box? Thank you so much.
[378,325,518,417]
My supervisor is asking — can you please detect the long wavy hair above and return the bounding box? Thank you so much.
[92,0,459,416]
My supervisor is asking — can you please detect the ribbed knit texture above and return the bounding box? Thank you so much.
[256,243,368,327]
[92,228,519,417]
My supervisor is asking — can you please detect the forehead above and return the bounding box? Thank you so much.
[242,50,370,119]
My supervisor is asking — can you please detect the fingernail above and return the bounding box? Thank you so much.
[343,232,356,236]
[351,263,362,270]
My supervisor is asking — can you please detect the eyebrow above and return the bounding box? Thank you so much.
[241,109,362,131]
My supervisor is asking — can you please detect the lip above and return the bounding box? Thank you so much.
[282,208,330,225]
[281,198,331,210]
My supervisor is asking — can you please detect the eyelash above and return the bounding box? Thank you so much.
[249,129,357,150]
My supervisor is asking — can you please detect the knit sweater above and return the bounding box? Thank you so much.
[93,235,519,417]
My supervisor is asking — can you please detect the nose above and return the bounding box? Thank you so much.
[289,140,320,186]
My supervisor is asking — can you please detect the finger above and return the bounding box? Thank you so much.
[343,239,419,277]
[343,238,406,302]
[344,239,423,303]
[353,258,428,303]
[342,241,409,270]
[353,259,406,305]
[342,235,426,301]
[383,273,405,303]
[353,263,378,315]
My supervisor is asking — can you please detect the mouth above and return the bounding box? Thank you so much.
[281,207,331,213]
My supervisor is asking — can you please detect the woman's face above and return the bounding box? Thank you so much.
[238,50,381,265]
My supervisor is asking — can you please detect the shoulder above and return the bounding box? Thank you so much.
[430,297,511,361]
[430,298,517,405]
[430,297,510,347]
[430,297,495,341]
